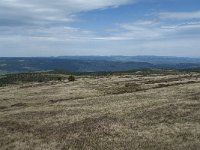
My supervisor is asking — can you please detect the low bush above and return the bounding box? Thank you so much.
[68,75,75,82]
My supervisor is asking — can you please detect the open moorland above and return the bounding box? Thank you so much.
[0,71,200,149]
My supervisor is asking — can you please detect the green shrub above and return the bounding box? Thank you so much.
[68,75,75,82]
[57,77,62,81]
[38,79,43,83]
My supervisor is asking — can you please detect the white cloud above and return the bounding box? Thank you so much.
[0,0,136,47]
[101,19,200,41]
[159,11,200,20]
[0,0,134,26]
[0,0,200,57]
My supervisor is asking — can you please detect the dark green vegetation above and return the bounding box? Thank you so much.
[0,73,67,87]
[1,68,200,87]
[1,56,200,74]
[68,75,75,82]
[0,68,199,87]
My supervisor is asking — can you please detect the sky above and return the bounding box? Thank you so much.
[0,0,200,57]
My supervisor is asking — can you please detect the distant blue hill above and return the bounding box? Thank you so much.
[0,56,200,74]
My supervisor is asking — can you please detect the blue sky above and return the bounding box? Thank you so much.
[0,0,200,57]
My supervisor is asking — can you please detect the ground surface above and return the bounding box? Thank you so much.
[0,72,200,150]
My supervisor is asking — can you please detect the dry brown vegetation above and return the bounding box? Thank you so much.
[0,72,200,149]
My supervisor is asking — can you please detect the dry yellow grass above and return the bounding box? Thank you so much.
[0,73,200,149]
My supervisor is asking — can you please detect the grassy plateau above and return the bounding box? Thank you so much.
[0,71,200,149]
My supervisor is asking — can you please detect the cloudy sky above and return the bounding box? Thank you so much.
[0,0,200,57]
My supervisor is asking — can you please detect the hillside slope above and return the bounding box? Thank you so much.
[0,72,200,149]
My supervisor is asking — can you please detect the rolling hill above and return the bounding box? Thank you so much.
[0,56,200,74]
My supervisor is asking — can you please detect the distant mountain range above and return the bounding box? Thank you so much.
[1,56,200,74]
